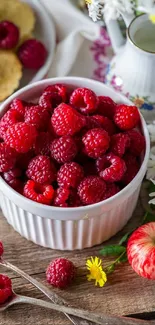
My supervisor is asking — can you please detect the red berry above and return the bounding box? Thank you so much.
[39,84,67,111]
[114,105,140,130]
[99,153,127,182]
[68,189,82,207]
[24,105,50,131]
[46,258,76,289]
[0,143,17,172]
[97,96,116,119]
[0,242,4,257]
[127,129,145,156]
[26,155,56,184]
[102,183,120,200]
[96,155,107,173]
[18,39,47,70]
[50,136,78,164]
[34,132,51,156]
[53,187,70,207]
[82,128,110,159]
[57,162,84,189]
[70,87,98,114]
[51,103,86,136]
[0,21,19,49]
[78,176,106,205]
[23,180,54,205]
[3,168,23,191]
[10,99,25,116]
[0,274,12,304]
[122,153,140,185]
[91,115,116,135]
[0,108,24,140]
[110,133,130,157]
[5,122,38,153]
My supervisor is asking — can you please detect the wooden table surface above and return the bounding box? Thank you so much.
[0,186,155,325]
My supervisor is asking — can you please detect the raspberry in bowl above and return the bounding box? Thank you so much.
[0,77,150,250]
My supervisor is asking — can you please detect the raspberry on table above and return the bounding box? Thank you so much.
[82,128,110,158]
[10,99,25,116]
[0,242,4,257]
[99,153,127,182]
[70,87,98,114]
[57,162,84,189]
[53,187,70,207]
[39,84,67,111]
[127,129,145,156]
[114,105,140,130]
[0,21,19,49]
[50,136,78,164]
[78,176,106,205]
[51,103,86,136]
[34,132,51,156]
[18,39,47,70]
[46,258,76,289]
[0,108,24,140]
[24,105,50,131]
[23,180,54,205]
[0,274,13,304]
[122,153,140,185]
[0,143,17,173]
[110,133,130,157]
[102,183,120,200]
[96,96,116,119]
[5,122,38,153]
[91,115,116,135]
[26,155,56,184]
[3,168,23,192]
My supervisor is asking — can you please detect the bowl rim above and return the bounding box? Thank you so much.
[0,77,150,214]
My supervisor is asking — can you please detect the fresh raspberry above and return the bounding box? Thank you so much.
[50,136,78,164]
[53,187,70,207]
[97,96,116,119]
[102,183,120,200]
[16,150,34,170]
[110,133,130,157]
[0,242,4,257]
[23,180,54,205]
[114,105,140,130]
[46,258,76,289]
[0,108,24,140]
[96,155,106,173]
[0,274,12,304]
[0,21,19,49]
[34,132,51,156]
[78,176,106,205]
[10,99,25,116]
[24,105,50,131]
[39,84,67,111]
[18,39,47,70]
[122,153,140,185]
[90,115,116,135]
[26,155,56,184]
[127,129,145,156]
[51,103,86,136]
[3,168,23,192]
[82,128,110,158]
[99,153,127,182]
[0,143,17,172]
[70,87,98,114]
[57,162,84,189]
[5,122,38,153]
[68,189,82,207]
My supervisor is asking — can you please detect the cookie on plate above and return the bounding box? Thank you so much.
[0,50,22,101]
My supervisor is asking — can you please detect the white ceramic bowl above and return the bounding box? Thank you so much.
[19,0,56,88]
[0,77,150,250]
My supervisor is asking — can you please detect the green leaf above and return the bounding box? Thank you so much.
[100,245,126,257]
[118,253,128,263]
[106,264,115,274]
[118,232,130,245]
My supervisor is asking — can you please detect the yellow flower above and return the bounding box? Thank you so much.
[86,257,107,287]
[85,0,92,4]
[149,14,155,24]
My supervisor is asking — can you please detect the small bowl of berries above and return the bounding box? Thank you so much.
[0,77,150,250]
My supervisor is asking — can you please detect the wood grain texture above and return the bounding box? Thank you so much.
[0,192,155,325]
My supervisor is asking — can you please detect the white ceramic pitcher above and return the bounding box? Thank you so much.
[105,13,155,120]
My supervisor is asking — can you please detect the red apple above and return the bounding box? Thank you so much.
[127,222,155,280]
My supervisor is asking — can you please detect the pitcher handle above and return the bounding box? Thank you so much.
[105,13,135,54]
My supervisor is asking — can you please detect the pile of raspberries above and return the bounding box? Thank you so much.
[0,84,145,207]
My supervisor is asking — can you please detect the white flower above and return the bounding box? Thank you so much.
[85,0,104,22]
[149,179,155,205]
[101,0,135,22]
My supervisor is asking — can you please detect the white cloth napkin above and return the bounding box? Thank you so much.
[40,0,100,77]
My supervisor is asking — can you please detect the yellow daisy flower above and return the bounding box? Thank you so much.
[86,257,107,287]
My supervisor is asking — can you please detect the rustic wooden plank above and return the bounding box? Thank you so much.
[0,195,154,325]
